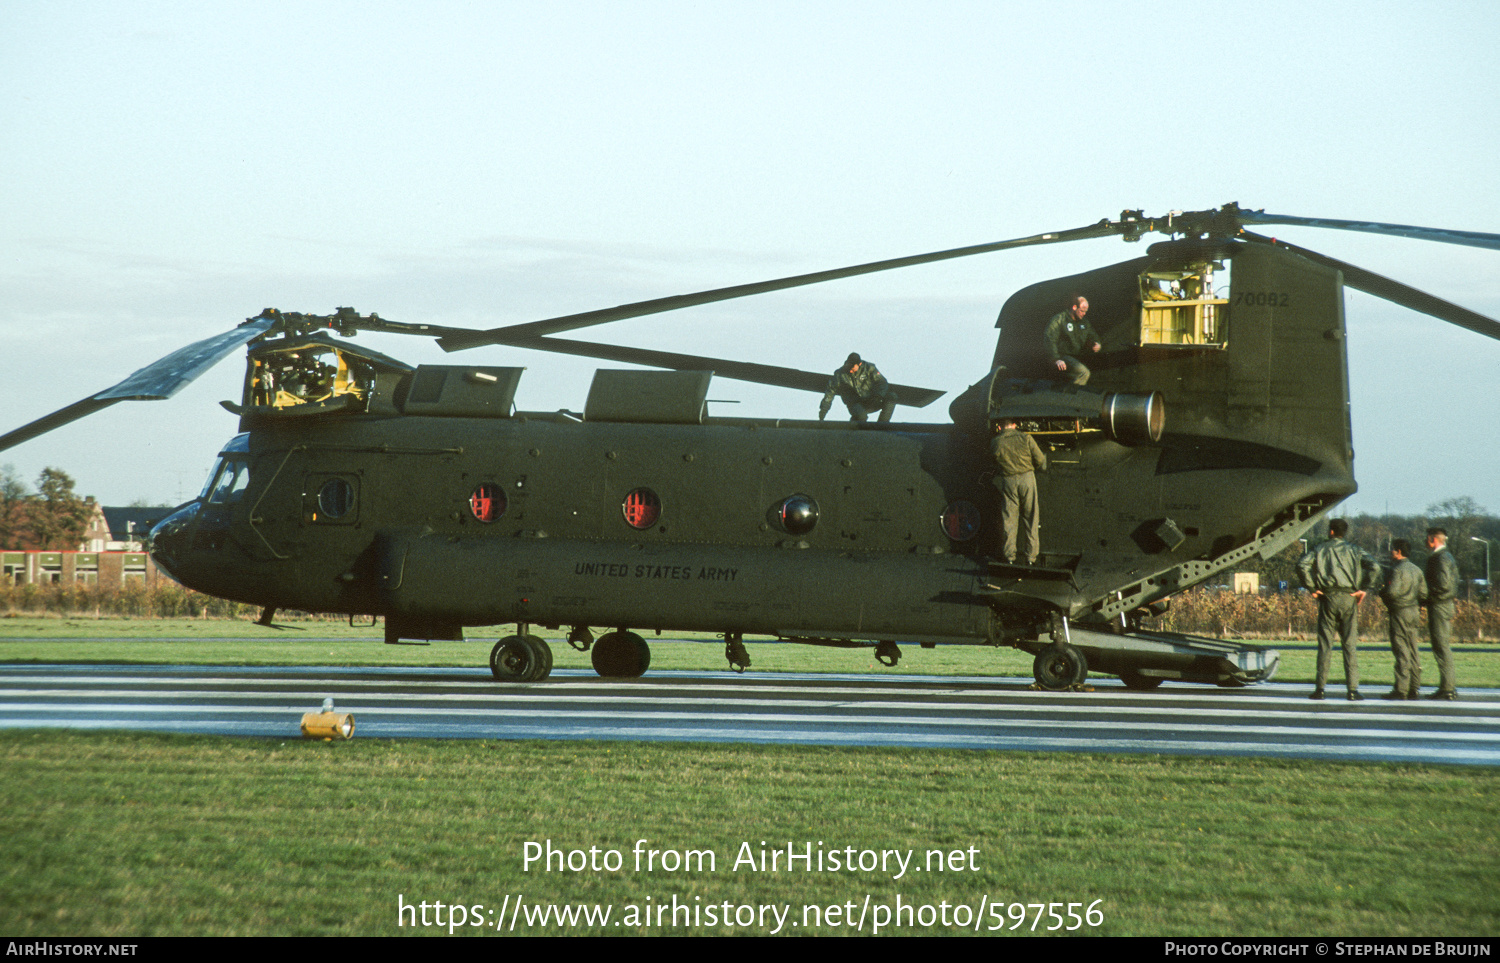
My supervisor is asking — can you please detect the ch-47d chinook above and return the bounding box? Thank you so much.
[4,203,1497,690]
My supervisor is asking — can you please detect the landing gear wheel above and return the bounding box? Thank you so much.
[491,635,540,682]
[1119,668,1164,691]
[524,634,553,681]
[874,640,902,667]
[724,633,751,673]
[1033,644,1088,690]
[592,630,651,678]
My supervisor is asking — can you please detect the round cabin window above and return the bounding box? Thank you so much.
[622,488,661,529]
[470,482,506,522]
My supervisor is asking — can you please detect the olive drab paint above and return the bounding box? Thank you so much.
[8,205,1497,689]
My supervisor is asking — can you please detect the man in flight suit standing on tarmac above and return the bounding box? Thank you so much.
[1380,538,1428,700]
[1296,518,1378,701]
[1423,527,1461,700]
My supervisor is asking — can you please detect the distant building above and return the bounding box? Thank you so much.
[2,505,174,586]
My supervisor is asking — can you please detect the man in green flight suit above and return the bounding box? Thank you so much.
[818,353,897,424]
[990,419,1047,565]
[1379,538,1428,700]
[1295,518,1378,700]
[1043,295,1102,385]
[1423,527,1460,700]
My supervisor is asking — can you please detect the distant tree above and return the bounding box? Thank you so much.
[0,465,29,548]
[0,467,97,551]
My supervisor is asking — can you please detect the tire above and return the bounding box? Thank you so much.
[524,634,553,681]
[1119,668,1164,691]
[1033,644,1088,690]
[490,635,539,682]
[592,631,651,678]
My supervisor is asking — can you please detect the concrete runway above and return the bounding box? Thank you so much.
[3,663,1498,765]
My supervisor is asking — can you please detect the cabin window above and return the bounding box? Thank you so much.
[304,473,361,524]
[622,488,661,529]
[1138,261,1229,347]
[318,478,355,519]
[941,501,982,541]
[778,494,819,535]
[470,482,506,522]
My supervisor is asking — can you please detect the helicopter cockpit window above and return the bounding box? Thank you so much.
[1138,261,1229,348]
[206,460,250,505]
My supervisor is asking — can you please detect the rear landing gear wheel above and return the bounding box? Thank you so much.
[1033,644,1088,690]
[874,640,902,667]
[592,630,651,678]
[1119,668,1164,691]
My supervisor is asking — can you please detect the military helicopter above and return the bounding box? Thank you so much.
[4,203,1497,690]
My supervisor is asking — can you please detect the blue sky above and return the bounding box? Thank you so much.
[2,1,1497,513]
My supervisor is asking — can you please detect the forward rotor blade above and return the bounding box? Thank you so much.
[500,335,946,408]
[437,220,1123,352]
[0,317,275,454]
[1238,211,1500,252]
[1241,231,1500,341]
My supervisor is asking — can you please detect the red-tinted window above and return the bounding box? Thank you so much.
[471,482,506,522]
[941,500,981,541]
[622,488,661,529]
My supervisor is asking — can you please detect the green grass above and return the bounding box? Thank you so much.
[0,731,1495,937]
[3,619,1497,936]
[1,616,1497,687]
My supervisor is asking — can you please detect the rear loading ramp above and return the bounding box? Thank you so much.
[1025,626,1279,689]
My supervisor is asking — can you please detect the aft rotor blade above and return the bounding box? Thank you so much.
[0,317,275,454]
[501,335,947,407]
[1242,232,1500,341]
[1238,211,1500,252]
[437,220,1123,352]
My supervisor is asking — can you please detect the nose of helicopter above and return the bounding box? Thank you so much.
[149,501,201,579]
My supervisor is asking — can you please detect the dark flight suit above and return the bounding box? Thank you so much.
[1380,558,1428,698]
[1043,311,1101,385]
[1296,536,1378,695]
[1425,547,1460,695]
[819,362,897,423]
[990,428,1047,564]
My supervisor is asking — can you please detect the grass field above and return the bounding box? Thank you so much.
[1,731,1496,937]
[2,617,1497,937]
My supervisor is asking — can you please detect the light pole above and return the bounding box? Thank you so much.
[1471,537,1492,602]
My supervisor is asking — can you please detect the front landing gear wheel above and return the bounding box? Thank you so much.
[592,630,651,678]
[1033,644,1088,690]
[874,640,902,667]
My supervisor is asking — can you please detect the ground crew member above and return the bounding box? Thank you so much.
[1043,295,1101,385]
[1380,538,1428,700]
[1423,527,1460,700]
[1295,518,1378,700]
[990,419,1047,565]
[818,353,897,424]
